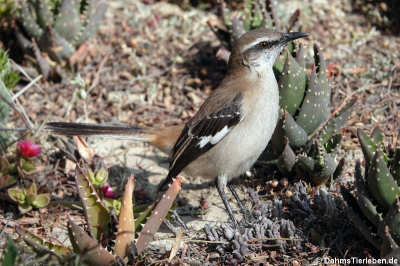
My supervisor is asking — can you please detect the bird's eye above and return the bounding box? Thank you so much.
[259,41,271,48]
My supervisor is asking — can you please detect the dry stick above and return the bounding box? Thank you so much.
[12,75,42,101]
[0,127,27,131]
[0,80,33,131]
[168,228,183,262]
[90,54,109,92]
[11,61,44,93]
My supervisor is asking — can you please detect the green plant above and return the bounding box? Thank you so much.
[16,0,107,78]
[8,183,50,213]
[0,140,42,191]
[212,0,302,49]
[341,127,400,258]
[212,0,353,185]
[1,238,19,266]
[0,0,17,22]
[269,43,353,185]
[16,168,182,264]
[0,48,20,147]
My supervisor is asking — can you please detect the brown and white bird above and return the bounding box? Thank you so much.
[46,28,308,226]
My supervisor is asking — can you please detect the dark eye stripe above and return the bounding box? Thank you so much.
[259,40,279,48]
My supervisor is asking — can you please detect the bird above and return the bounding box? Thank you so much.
[46,28,308,227]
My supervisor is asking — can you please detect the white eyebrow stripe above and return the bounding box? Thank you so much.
[241,37,270,52]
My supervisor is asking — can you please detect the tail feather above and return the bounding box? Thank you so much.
[45,122,151,142]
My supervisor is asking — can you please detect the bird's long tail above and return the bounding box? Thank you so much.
[45,122,151,142]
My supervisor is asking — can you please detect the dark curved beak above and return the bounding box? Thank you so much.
[281,32,309,45]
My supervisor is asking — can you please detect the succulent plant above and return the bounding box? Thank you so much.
[211,0,302,51]
[16,0,107,78]
[8,182,50,213]
[15,169,183,265]
[0,140,42,191]
[341,127,400,258]
[211,0,353,185]
[0,48,20,147]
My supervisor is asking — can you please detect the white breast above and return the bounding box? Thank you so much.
[210,72,280,180]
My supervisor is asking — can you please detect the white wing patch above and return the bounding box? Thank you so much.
[197,125,230,148]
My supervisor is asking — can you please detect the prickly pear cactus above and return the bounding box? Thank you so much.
[16,0,107,78]
[212,0,353,185]
[341,127,400,257]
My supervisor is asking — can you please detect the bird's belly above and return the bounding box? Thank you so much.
[213,107,278,179]
[182,80,279,181]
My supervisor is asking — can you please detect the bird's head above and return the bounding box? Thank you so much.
[229,28,308,74]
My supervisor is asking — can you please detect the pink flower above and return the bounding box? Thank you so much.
[101,185,115,198]
[18,141,41,158]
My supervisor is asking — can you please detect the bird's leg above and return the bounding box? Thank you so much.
[228,184,253,225]
[217,176,239,228]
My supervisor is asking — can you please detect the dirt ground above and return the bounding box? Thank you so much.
[1,0,400,264]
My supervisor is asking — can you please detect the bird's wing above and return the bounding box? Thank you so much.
[158,91,243,190]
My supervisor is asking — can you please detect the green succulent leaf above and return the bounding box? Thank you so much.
[277,138,296,173]
[282,111,308,149]
[279,51,307,115]
[135,203,155,232]
[324,134,342,154]
[74,0,107,46]
[16,226,71,257]
[371,127,385,145]
[377,198,400,256]
[390,149,400,185]
[20,158,36,173]
[296,67,330,134]
[340,186,381,249]
[19,0,43,38]
[321,98,355,149]
[89,168,108,187]
[367,150,400,212]
[18,202,32,214]
[273,50,287,78]
[318,154,337,178]
[25,183,37,197]
[54,0,82,43]
[2,239,18,266]
[32,193,51,208]
[314,44,329,91]
[67,218,116,266]
[103,198,121,215]
[34,0,54,28]
[333,157,345,179]
[381,198,400,245]
[297,156,315,173]
[358,128,377,168]
[354,161,383,227]
[8,187,25,204]
[75,167,111,241]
